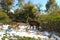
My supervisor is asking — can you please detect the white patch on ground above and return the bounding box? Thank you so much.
[0,24,60,40]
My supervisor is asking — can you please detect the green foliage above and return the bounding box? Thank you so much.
[0,0,13,13]
[2,35,39,40]
[49,0,55,4]
[0,11,10,23]
[15,36,38,40]
[18,0,24,7]
[22,3,37,21]
[46,0,56,12]
[39,10,60,32]
[14,3,38,22]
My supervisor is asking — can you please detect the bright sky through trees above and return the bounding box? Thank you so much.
[13,0,60,10]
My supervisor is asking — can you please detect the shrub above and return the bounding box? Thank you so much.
[0,11,10,24]
[39,11,60,33]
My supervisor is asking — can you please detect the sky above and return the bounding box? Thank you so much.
[12,0,60,10]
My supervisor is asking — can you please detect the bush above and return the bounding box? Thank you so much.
[38,11,60,33]
[0,11,10,24]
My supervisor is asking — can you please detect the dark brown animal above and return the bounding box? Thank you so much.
[28,20,40,31]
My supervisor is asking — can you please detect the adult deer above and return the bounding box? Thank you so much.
[28,20,40,31]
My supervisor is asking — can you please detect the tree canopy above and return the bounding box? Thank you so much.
[0,0,13,13]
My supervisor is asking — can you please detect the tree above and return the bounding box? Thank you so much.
[46,0,55,12]
[18,0,24,7]
[39,10,60,33]
[0,0,13,13]
[14,2,38,22]
[22,3,38,22]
